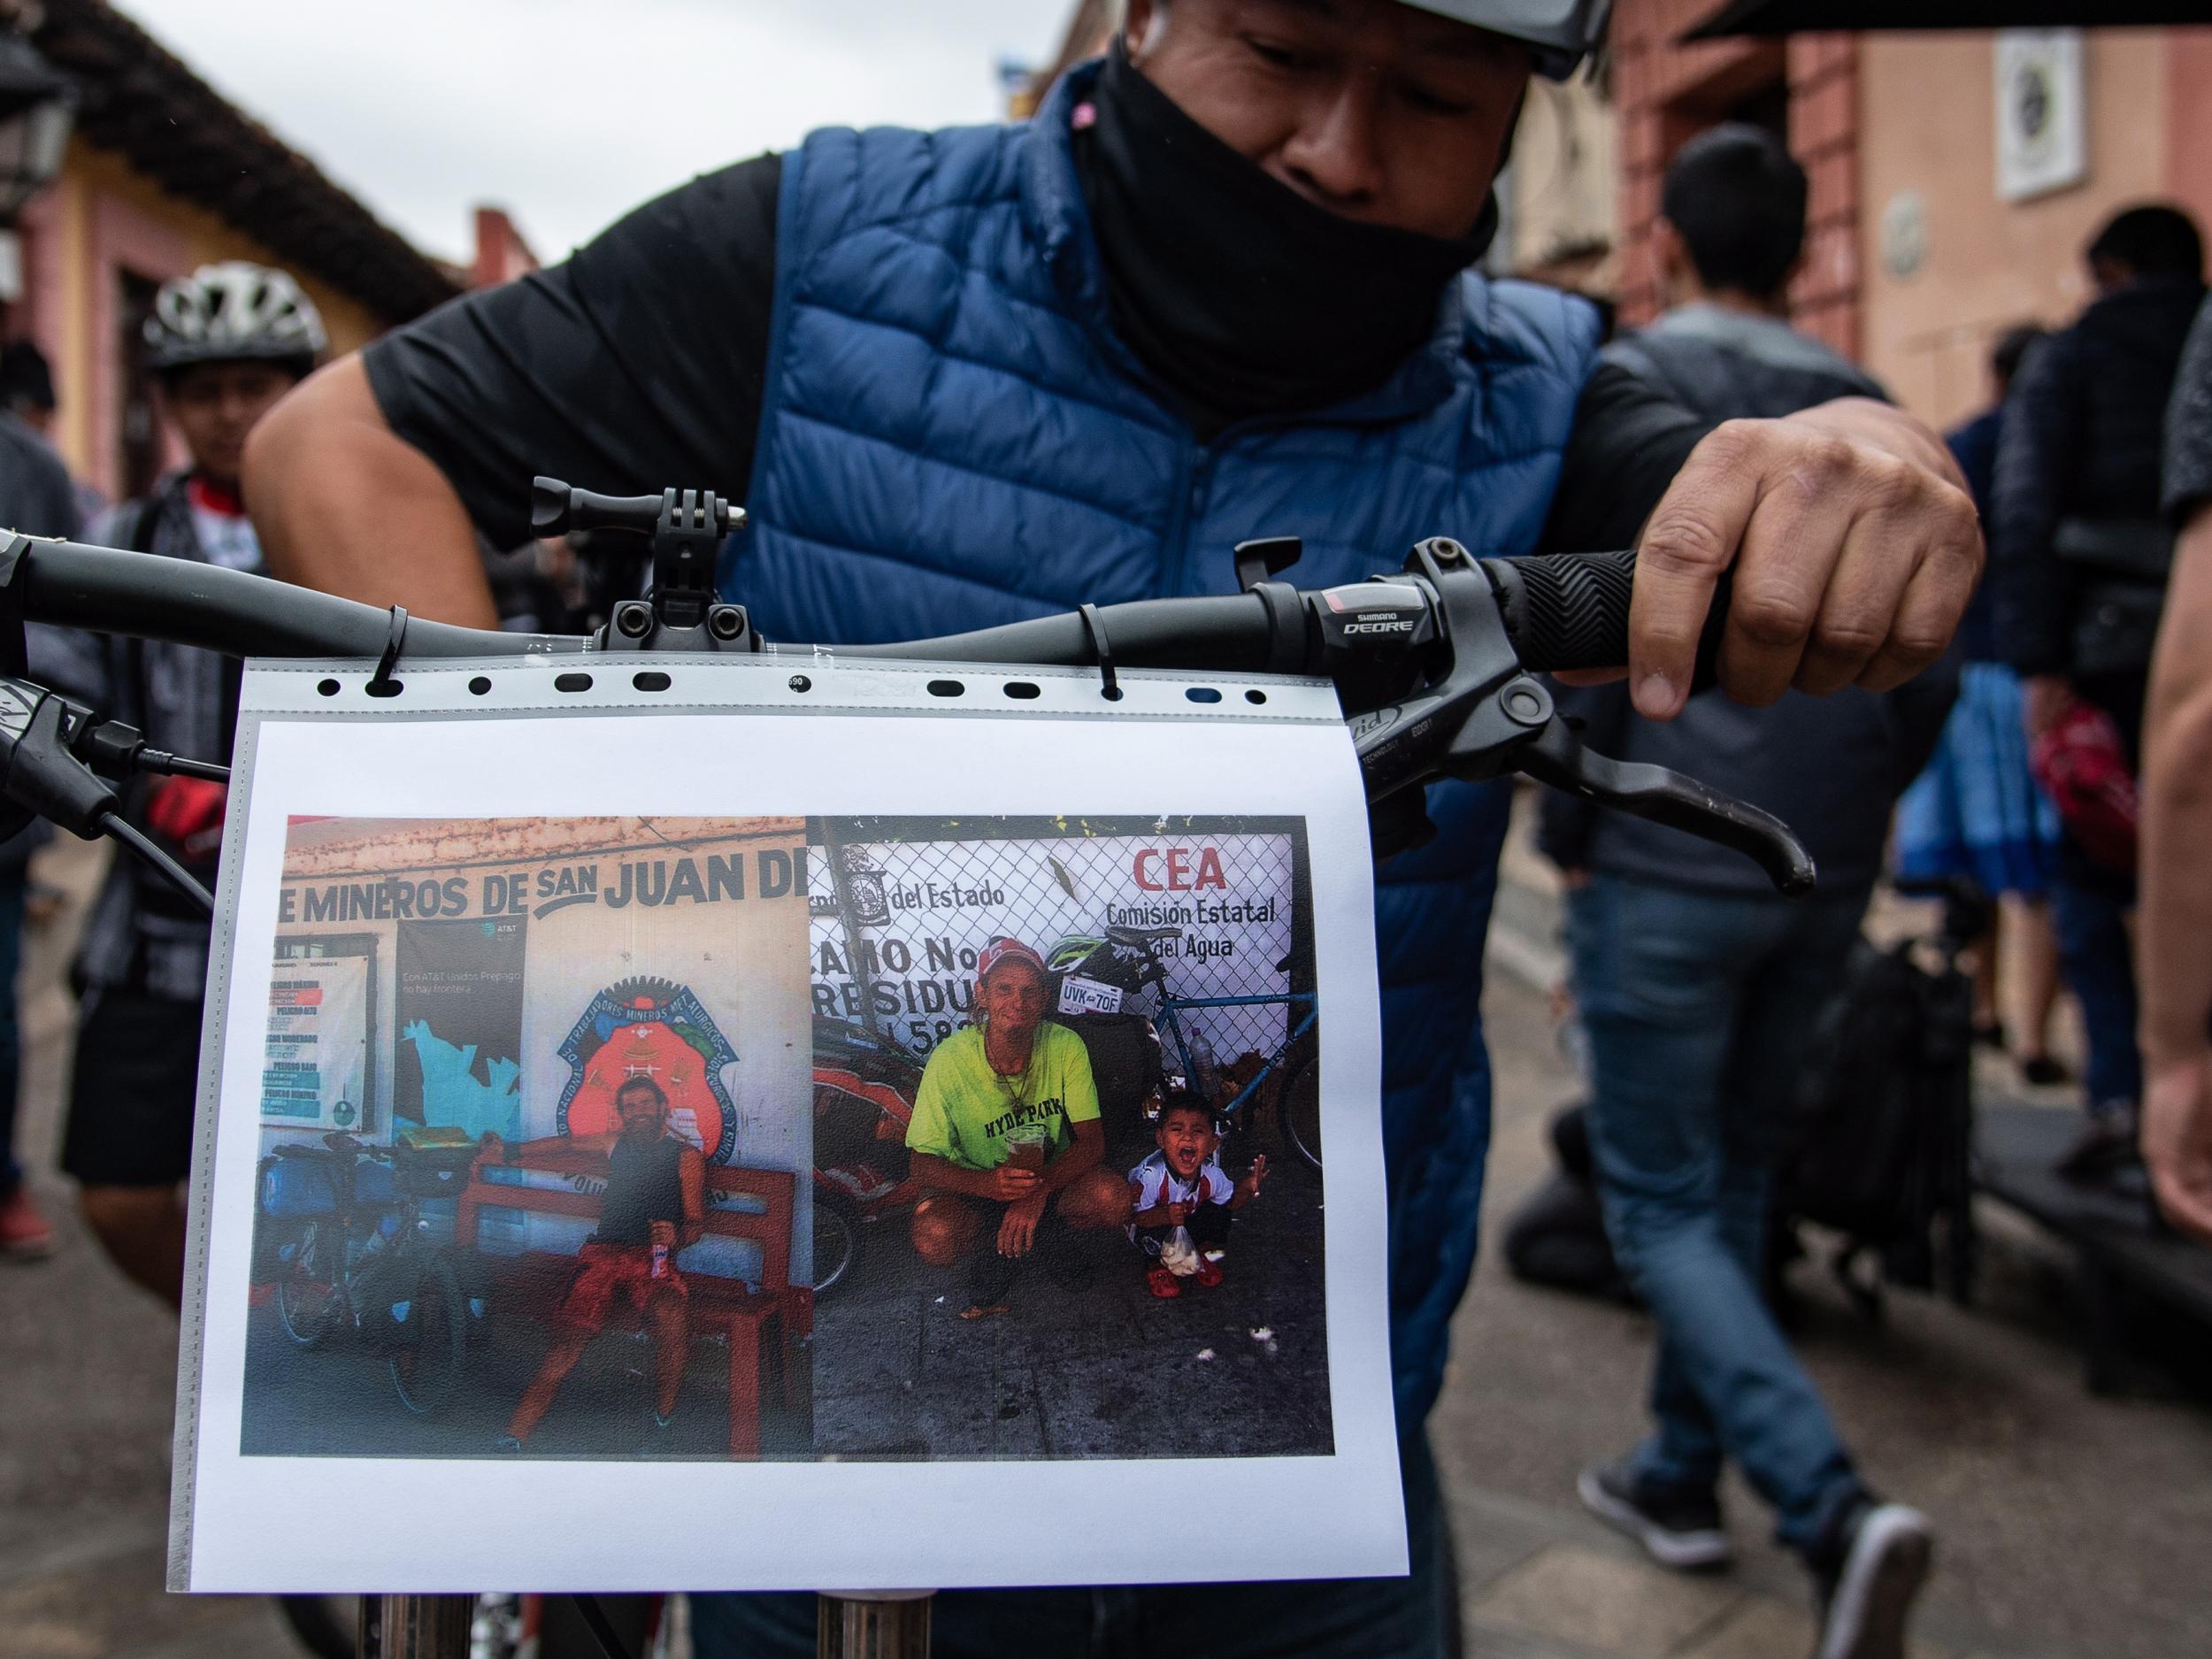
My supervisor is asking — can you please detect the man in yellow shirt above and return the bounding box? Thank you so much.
[907,938,1131,1317]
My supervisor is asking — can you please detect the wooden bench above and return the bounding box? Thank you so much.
[454,1146,811,1456]
[1978,1102,2212,1393]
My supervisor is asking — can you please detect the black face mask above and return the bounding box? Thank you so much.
[1074,42,1499,435]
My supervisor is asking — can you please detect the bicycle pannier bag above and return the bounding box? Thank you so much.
[259,1155,338,1219]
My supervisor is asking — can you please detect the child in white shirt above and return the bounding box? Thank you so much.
[1125,1093,1266,1299]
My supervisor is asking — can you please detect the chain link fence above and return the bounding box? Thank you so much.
[807,815,1310,1084]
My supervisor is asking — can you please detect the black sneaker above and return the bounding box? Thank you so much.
[1576,1459,1731,1569]
[1810,1500,1933,1659]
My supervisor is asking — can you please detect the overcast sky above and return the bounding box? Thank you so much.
[115,0,1071,265]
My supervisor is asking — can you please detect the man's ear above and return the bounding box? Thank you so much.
[1124,0,1168,65]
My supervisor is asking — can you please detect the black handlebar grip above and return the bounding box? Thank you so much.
[1485,548,1732,694]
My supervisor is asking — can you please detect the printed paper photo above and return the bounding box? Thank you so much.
[177,687,1399,1594]
[808,814,1327,1461]
[240,815,815,1461]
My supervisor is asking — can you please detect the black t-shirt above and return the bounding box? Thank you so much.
[366,156,784,551]
[365,152,1706,567]
[594,1133,688,1246]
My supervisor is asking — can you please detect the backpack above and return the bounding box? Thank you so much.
[1779,926,1978,1312]
[2029,701,2139,877]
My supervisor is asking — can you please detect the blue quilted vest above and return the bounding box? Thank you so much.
[731,63,1601,1424]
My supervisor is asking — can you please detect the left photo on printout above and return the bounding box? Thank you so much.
[240,816,815,1461]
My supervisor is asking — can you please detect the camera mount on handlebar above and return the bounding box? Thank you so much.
[528,477,757,654]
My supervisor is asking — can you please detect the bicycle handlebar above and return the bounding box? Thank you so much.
[0,517,1810,894]
[842,594,1278,672]
[19,536,587,661]
[1486,546,1733,682]
[16,534,1711,680]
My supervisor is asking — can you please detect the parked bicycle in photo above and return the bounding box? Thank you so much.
[1045,924,1323,1170]
[257,1128,481,1416]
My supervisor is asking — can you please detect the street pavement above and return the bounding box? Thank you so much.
[231,1288,813,1464]
[811,1139,1329,1463]
[1443,818,2212,1659]
[7,829,2212,1657]
[4,841,303,1659]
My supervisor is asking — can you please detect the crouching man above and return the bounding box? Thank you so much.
[905,937,1131,1317]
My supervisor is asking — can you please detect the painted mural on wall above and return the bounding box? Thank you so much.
[250,810,815,1364]
[556,976,741,1164]
[242,813,816,1462]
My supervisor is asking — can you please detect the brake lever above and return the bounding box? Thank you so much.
[0,676,218,913]
[1342,538,1520,811]
[1517,714,1816,897]
[1341,539,1816,895]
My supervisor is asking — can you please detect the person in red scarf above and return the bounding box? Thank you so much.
[35,264,325,1303]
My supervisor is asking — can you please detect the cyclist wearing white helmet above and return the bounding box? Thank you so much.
[142,262,326,505]
[249,4,1970,1655]
[42,261,323,1309]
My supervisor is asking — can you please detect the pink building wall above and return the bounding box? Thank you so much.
[1609,13,2212,431]
[1858,30,2197,428]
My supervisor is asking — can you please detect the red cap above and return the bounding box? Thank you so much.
[976,937,1047,985]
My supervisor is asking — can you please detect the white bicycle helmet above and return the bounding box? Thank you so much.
[1402,0,1613,76]
[143,262,327,377]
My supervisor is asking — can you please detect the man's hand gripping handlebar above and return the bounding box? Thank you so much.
[0,477,1816,907]
[844,529,1812,895]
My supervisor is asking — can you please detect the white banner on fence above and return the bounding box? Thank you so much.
[810,828,1296,1065]
[172,656,1395,1597]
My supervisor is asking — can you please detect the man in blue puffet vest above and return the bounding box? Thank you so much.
[250,4,1983,1654]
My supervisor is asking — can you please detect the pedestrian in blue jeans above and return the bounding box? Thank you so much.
[1989,204,2206,1174]
[2047,863,2143,1122]
[1541,125,1958,1659]
[1566,874,1871,1557]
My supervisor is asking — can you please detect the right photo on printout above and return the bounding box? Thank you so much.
[805,813,1329,1461]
